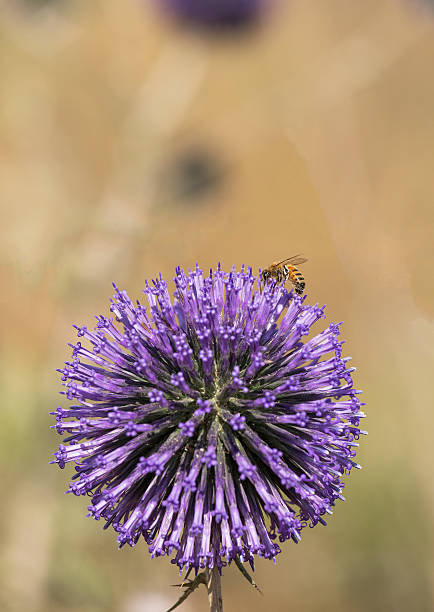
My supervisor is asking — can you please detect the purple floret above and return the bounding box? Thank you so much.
[157,0,268,29]
[52,264,365,572]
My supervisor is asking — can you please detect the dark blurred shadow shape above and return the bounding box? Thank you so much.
[162,146,227,204]
[153,0,273,33]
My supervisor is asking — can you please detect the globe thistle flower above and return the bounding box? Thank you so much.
[52,265,365,580]
[154,0,271,31]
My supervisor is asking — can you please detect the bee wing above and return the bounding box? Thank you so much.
[277,255,308,266]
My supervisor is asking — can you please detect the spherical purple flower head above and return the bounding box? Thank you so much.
[52,265,365,573]
[156,0,269,31]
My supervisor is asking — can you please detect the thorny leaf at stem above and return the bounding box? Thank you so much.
[166,571,207,612]
[234,557,263,594]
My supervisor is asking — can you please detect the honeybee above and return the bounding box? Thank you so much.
[261,256,308,295]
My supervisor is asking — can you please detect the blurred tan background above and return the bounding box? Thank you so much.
[1,0,434,611]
